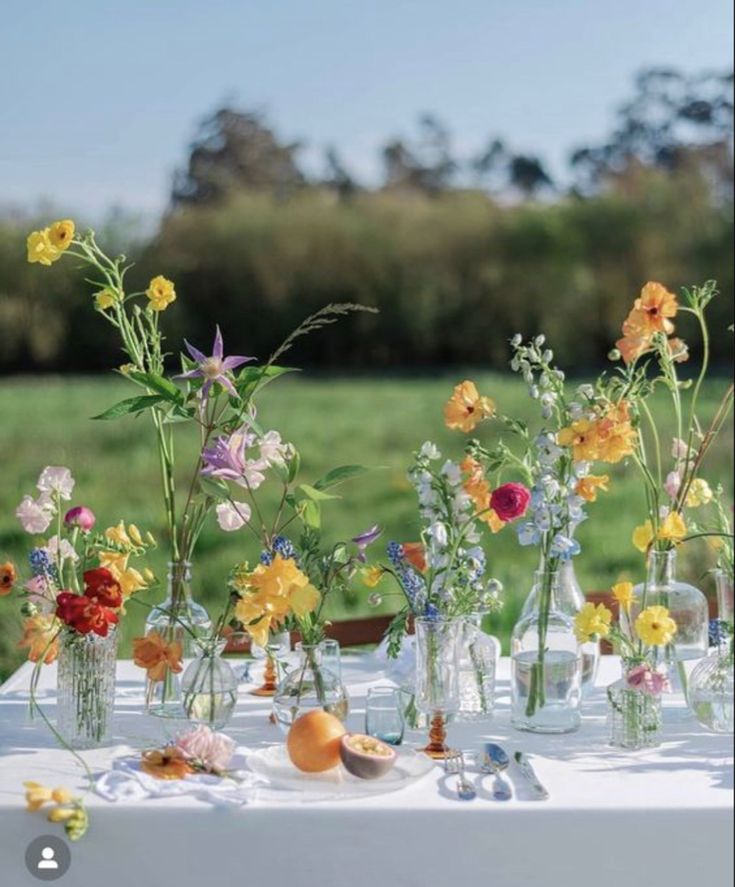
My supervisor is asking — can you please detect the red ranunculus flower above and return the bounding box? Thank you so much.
[489,483,531,522]
[56,591,118,636]
[83,568,123,609]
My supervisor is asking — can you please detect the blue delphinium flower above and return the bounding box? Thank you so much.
[387,541,426,611]
[29,548,56,580]
[260,535,298,565]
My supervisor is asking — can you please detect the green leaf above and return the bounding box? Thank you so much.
[299,484,341,502]
[302,499,321,530]
[236,365,299,401]
[91,395,167,420]
[198,476,231,500]
[128,371,185,405]
[313,465,370,491]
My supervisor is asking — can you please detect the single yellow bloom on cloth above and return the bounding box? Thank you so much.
[575,474,610,503]
[47,219,75,251]
[444,380,495,432]
[362,566,384,588]
[685,478,714,508]
[26,229,60,266]
[574,602,613,643]
[146,275,176,312]
[658,511,687,544]
[632,520,655,553]
[635,605,677,647]
[612,581,635,611]
[95,288,118,310]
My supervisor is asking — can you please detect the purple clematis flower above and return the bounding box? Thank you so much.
[178,326,254,399]
[201,427,268,490]
[352,524,382,561]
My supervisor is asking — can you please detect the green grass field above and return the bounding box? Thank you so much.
[1,374,731,679]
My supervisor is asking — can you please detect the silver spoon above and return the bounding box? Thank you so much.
[481,742,512,801]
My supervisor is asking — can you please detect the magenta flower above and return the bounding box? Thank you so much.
[64,506,96,532]
[177,326,254,399]
[201,427,267,489]
[626,664,671,696]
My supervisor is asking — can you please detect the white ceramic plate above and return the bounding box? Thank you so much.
[246,744,436,801]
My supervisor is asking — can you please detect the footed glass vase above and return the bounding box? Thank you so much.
[181,639,238,729]
[457,613,499,721]
[414,616,461,758]
[144,561,212,717]
[250,631,290,697]
[632,550,708,700]
[607,678,663,749]
[272,642,349,734]
[511,570,582,734]
[57,627,118,749]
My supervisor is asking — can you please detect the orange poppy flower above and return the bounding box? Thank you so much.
[402,543,427,573]
[0,562,16,596]
[132,632,183,683]
[140,748,193,780]
[444,381,495,432]
[632,282,678,336]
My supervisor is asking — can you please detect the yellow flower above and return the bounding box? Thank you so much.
[685,479,713,509]
[657,512,687,544]
[105,521,131,548]
[573,602,613,643]
[47,219,75,252]
[146,275,176,312]
[95,288,118,310]
[444,381,495,432]
[48,806,76,823]
[115,565,148,598]
[632,281,678,336]
[140,748,193,781]
[24,782,72,812]
[558,419,599,462]
[18,614,59,664]
[362,566,384,588]
[612,581,635,612]
[133,632,183,682]
[632,520,654,553]
[575,474,610,503]
[635,605,677,647]
[127,524,144,546]
[594,402,636,464]
[26,229,60,266]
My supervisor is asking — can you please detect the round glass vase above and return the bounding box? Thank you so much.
[272,642,349,734]
[687,645,734,734]
[414,616,462,759]
[181,638,238,730]
[57,626,118,749]
[631,550,708,700]
[607,678,663,749]
[457,613,499,721]
[511,570,582,734]
[144,561,212,718]
[520,559,600,696]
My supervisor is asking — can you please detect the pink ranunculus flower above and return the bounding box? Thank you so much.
[626,664,671,696]
[64,506,96,532]
[490,482,531,522]
[175,724,236,774]
[664,470,681,500]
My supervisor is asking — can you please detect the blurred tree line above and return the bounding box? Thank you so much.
[1,68,732,373]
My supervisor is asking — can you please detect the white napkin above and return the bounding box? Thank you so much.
[95,751,265,808]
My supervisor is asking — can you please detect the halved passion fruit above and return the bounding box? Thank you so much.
[339,733,397,779]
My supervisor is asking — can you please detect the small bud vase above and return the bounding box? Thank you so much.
[607,678,663,749]
[457,613,499,721]
[181,638,239,730]
[272,642,349,733]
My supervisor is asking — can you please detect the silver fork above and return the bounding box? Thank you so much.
[444,751,476,801]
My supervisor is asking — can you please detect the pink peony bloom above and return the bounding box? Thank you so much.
[664,470,681,499]
[64,506,96,532]
[175,724,236,773]
[626,664,671,696]
[490,482,531,522]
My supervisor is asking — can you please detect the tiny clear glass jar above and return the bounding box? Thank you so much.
[607,678,663,749]
[181,638,239,729]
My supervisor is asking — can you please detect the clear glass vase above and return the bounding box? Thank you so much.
[607,678,663,749]
[715,569,734,624]
[511,570,582,734]
[181,638,238,729]
[457,613,499,721]
[520,559,599,696]
[414,616,461,758]
[144,561,212,717]
[688,646,734,734]
[272,642,349,734]
[632,550,708,699]
[57,626,118,749]
[250,631,290,697]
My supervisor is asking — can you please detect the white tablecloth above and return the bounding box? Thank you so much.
[1,656,732,887]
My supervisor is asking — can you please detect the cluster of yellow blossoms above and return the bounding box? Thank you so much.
[574,590,677,648]
[632,512,688,552]
[24,782,88,840]
[231,555,320,647]
[615,281,688,366]
[26,220,75,266]
[558,401,636,465]
[99,521,156,599]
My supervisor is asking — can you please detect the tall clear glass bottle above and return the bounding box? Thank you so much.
[144,561,212,717]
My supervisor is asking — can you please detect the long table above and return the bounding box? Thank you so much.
[1,656,732,887]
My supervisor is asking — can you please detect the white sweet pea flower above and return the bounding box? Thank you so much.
[259,431,288,466]
[37,466,75,501]
[16,495,54,534]
[216,501,252,532]
[419,442,441,461]
[428,521,448,547]
[44,535,79,564]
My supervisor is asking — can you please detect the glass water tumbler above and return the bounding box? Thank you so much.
[365,687,405,745]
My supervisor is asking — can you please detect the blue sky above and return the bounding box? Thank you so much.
[1,0,732,219]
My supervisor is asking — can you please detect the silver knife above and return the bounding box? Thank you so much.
[514,751,549,800]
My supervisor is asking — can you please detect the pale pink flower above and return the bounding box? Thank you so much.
[626,664,671,696]
[175,724,235,773]
[259,431,288,467]
[44,536,79,564]
[36,466,75,501]
[215,501,252,532]
[16,495,54,534]
[664,470,681,499]
[671,438,689,460]
[25,576,56,613]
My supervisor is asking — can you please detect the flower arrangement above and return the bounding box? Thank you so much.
[140,724,236,780]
